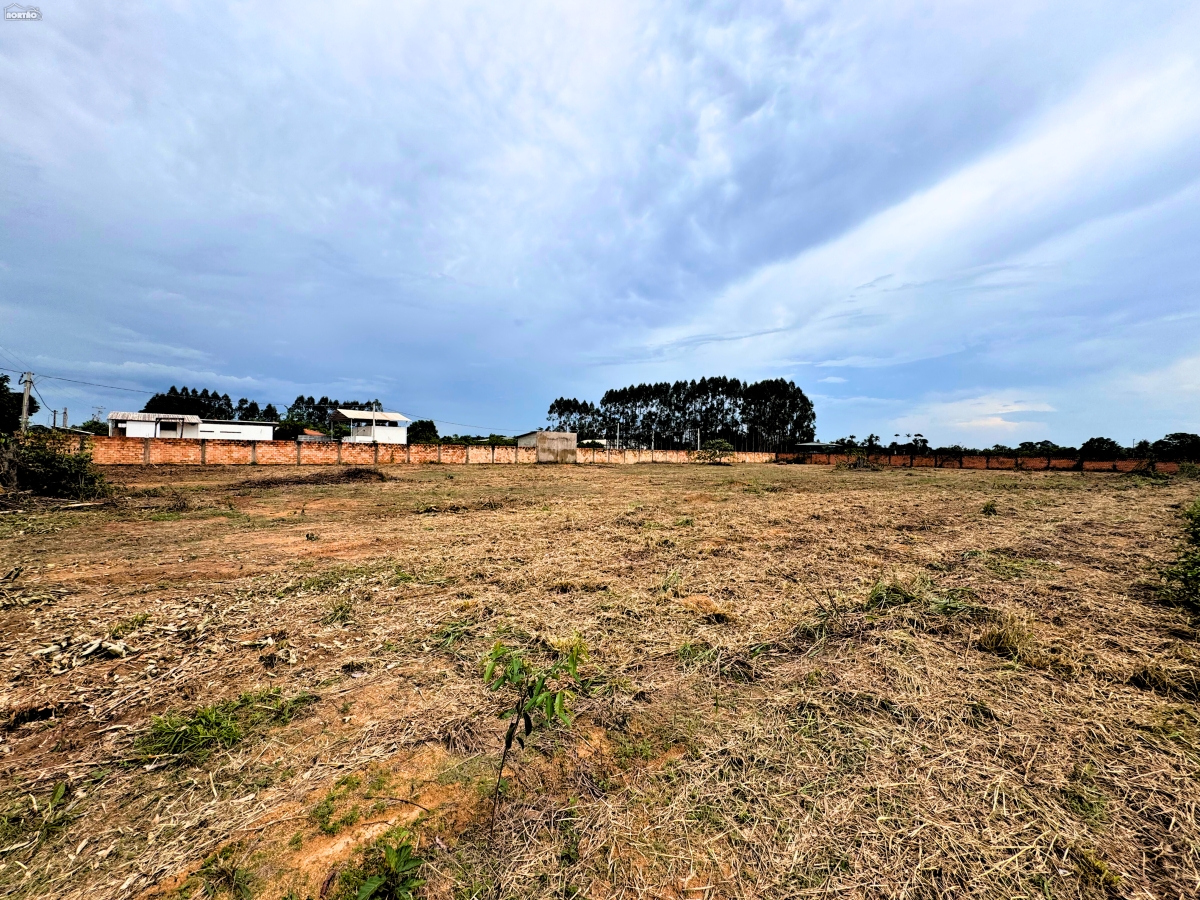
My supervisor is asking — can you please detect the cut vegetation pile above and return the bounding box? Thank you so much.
[1,462,1198,899]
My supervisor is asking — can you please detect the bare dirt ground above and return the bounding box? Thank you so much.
[1,463,1198,900]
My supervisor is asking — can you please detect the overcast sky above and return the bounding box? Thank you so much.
[2,1,1198,443]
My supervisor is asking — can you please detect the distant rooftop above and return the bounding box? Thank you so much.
[108,411,202,424]
[331,409,411,423]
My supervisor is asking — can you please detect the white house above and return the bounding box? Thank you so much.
[108,412,275,441]
[333,409,410,444]
[109,411,202,439]
[197,420,276,441]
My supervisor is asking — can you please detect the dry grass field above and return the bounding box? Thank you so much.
[2,462,1199,900]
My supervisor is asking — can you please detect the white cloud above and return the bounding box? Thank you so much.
[891,393,1056,444]
[638,49,1200,373]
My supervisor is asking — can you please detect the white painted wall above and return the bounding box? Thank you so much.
[197,422,275,441]
[125,421,156,438]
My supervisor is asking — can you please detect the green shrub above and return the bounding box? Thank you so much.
[697,439,734,464]
[483,637,586,828]
[1163,499,1200,611]
[0,434,108,499]
[345,835,424,900]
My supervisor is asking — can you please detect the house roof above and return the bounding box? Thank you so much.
[331,409,411,423]
[108,411,202,424]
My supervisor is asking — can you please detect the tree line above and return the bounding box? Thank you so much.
[547,377,816,451]
[143,386,281,422]
[826,433,1200,461]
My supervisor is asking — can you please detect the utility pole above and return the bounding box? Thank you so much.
[63,407,68,429]
[52,410,57,428]
[19,372,33,433]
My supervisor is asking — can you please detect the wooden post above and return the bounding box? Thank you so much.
[437,443,441,463]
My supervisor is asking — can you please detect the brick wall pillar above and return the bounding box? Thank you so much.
[374,443,379,464]
[250,441,257,464]
[296,441,302,464]
[143,439,151,464]
[201,440,207,464]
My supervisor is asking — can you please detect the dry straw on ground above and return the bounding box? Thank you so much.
[1,463,1198,899]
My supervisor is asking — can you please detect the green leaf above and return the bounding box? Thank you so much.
[395,856,423,874]
[356,874,386,900]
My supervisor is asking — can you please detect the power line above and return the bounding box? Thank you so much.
[36,372,156,394]
[31,382,50,421]
[0,343,33,373]
[398,411,532,435]
[0,364,156,394]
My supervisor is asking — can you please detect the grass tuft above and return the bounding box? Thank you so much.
[137,689,316,764]
[976,613,1032,660]
[108,612,150,639]
[194,845,254,900]
[322,595,357,625]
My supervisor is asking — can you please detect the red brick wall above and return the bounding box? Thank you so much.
[89,436,147,464]
[90,438,597,467]
[83,436,1185,473]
